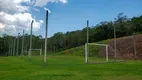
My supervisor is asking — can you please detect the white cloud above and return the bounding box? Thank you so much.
[44,7,51,13]
[0,0,43,35]
[0,0,29,14]
[0,23,5,32]
[33,8,40,12]
[0,0,68,36]
[0,12,43,34]
[34,0,68,7]
[13,0,30,4]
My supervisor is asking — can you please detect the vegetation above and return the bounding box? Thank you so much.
[57,40,109,56]
[1,13,142,55]
[0,56,142,80]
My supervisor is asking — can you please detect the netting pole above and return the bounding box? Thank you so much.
[10,44,12,56]
[85,20,89,64]
[85,43,88,64]
[40,49,42,56]
[29,20,34,60]
[133,33,137,59]
[8,45,10,56]
[25,44,28,56]
[113,24,116,60]
[53,46,55,56]
[11,39,13,56]
[9,43,11,56]
[87,20,89,44]
[40,45,42,56]
[16,33,20,57]
[44,10,49,66]
[10,41,12,56]
[22,30,25,58]
[106,45,108,62]
[13,38,16,56]
[12,38,14,56]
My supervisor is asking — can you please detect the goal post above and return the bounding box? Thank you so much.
[29,49,42,56]
[85,43,108,64]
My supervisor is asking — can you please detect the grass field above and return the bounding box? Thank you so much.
[0,55,142,80]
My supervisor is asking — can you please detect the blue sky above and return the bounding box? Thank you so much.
[32,0,142,37]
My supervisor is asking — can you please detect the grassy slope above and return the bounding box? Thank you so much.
[57,34,142,57]
[57,39,110,56]
[0,56,142,80]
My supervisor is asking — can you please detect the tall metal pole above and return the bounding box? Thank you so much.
[22,30,25,58]
[40,49,42,56]
[29,20,34,60]
[44,10,49,66]
[87,20,89,44]
[13,38,16,56]
[25,44,28,55]
[40,45,42,56]
[85,43,88,64]
[16,33,20,57]
[10,40,12,56]
[114,24,116,60]
[8,39,11,56]
[9,43,11,56]
[53,46,55,56]
[8,45,10,56]
[12,38,14,56]
[133,32,137,59]
[10,44,12,56]
[11,39,13,56]
[86,20,89,64]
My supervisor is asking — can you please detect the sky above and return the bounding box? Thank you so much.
[0,0,142,37]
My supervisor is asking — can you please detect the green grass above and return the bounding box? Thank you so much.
[0,55,142,80]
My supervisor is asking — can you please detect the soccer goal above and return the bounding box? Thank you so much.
[85,43,109,64]
[29,49,42,56]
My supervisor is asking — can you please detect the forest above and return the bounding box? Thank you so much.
[0,13,142,56]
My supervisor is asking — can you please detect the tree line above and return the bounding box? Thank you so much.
[0,13,142,56]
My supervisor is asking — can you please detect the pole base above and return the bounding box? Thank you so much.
[44,62,46,67]
[29,58,31,60]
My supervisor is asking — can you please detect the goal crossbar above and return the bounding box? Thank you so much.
[87,43,107,47]
[85,43,108,64]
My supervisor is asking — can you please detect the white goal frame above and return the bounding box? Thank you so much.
[29,49,42,56]
[85,43,108,64]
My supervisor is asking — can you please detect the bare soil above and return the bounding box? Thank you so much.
[106,34,142,60]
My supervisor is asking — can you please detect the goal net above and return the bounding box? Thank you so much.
[85,43,110,64]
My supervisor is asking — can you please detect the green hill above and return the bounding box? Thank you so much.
[56,39,110,56]
[55,34,142,60]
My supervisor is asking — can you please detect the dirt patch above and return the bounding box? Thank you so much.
[102,34,142,60]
